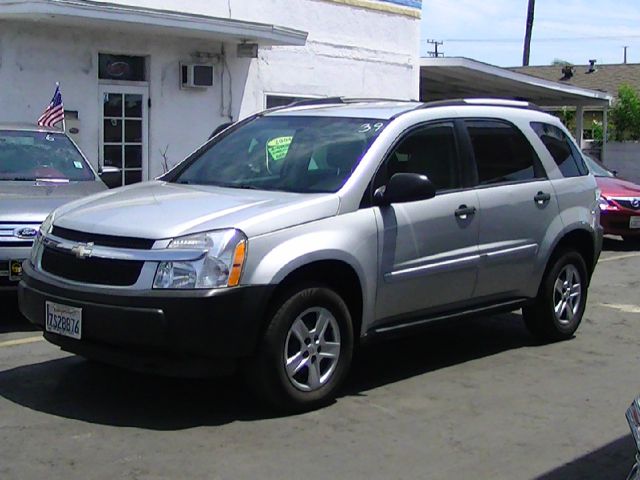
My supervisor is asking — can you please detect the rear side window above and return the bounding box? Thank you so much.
[466,120,544,185]
[530,122,588,177]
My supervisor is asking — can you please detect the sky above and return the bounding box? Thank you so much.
[420,0,640,67]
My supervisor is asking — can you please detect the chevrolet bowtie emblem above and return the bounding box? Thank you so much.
[71,242,95,260]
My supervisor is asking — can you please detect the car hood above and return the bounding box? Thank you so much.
[53,181,341,239]
[596,176,640,197]
[0,181,106,223]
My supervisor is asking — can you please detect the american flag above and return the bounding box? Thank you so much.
[37,84,64,128]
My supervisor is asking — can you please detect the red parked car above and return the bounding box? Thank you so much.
[583,155,640,242]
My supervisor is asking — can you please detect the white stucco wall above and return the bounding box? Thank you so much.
[0,0,420,178]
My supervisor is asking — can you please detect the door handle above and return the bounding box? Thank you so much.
[455,205,477,219]
[534,191,551,205]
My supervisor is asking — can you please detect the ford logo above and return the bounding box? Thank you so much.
[632,198,640,209]
[14,227,38,239]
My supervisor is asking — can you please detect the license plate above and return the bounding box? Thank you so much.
[9,260,23,281]
[45,301,82,340]
[631,217,640,229]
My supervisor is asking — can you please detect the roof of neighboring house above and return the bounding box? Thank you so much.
[511,63,640,99]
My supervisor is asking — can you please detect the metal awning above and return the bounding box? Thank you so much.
[0,0,308,46]
[421,57,612,107]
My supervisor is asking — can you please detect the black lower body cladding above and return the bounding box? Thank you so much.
[18,261,275,376]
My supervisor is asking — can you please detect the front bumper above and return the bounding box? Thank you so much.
[601,210,640,237]
[0,246,32,290]
[18,261,275,376]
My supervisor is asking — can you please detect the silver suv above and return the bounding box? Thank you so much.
[19,99,603,411]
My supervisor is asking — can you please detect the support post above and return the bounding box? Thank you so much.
[601,107,608,162]
[575,105,584,149]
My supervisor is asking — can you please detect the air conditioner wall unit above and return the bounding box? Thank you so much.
[180,63,215,89]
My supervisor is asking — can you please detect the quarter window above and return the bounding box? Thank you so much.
[531,122,588,177]
[375,123,460,192]
[466,120,543,185]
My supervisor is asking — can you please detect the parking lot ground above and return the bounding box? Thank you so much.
[1,237,639,480]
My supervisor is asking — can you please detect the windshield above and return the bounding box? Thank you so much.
[171,116,388,193]
[0,130,95,181]
[583,154,614,177]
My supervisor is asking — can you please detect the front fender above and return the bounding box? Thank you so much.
[242,209,380,334]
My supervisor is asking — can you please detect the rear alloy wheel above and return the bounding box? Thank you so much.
[523,250,588,342]
[247,285,354,412]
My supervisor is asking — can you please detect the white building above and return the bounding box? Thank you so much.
[0,0,421,185]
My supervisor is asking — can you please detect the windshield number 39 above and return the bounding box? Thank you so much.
[358,122,385,134]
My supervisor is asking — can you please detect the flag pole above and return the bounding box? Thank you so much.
[57,82,66,133]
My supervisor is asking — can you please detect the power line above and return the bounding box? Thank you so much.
[426,35,640,44]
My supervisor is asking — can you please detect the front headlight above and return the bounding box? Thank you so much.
[627,396,640,451]
[598,196,618,211]
[153,229,247,289]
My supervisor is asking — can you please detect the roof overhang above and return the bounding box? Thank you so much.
[0,0,308,46]
[421,57,612,108]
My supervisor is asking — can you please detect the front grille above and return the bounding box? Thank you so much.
[612,199,640,211]
[0,241,33,247]
[0,260,9,276]
[51,226,155,250]
[41,246,144,286]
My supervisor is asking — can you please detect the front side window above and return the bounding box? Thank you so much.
[530,122,588,177]
[0,130,95,181]
[466,120,544,185]
[373,123,460,193]
[172,116,387,193]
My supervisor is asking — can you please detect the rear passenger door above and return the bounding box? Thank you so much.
[373,122,480,324]
[464,119,558,300]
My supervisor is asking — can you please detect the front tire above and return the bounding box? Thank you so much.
[523,250,588,342]
[247,285,354,412]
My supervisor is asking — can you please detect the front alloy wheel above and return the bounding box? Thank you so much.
[285,307,341,392]
[247,285,354,412]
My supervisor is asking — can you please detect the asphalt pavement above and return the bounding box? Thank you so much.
[1,237,639,480]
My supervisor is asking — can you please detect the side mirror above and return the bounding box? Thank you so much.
[99,165,122,189]
[373,173,436,206]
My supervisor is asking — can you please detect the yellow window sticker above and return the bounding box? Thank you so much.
[266,136,293,162]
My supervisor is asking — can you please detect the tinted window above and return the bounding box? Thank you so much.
[466,120,543,185]
[98,54,146,81]
[374,123,460,192]
[266,95,313,109]
[0,130,94,181]
[531,122,588,177]
[172,116,387,193]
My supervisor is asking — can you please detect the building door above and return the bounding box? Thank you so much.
[99,85,149,186]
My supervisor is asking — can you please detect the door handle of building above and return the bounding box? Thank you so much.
[534,191,551,204]
[455,205,477,219]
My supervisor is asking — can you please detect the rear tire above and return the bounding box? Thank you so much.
[246,284,354,412]
[523,250,588,342]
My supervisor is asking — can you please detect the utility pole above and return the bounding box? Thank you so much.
[522,0,536,66]
[426,39,444,58]
[624,46,629,64]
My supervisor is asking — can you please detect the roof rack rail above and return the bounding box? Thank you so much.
[414,98,543,112]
